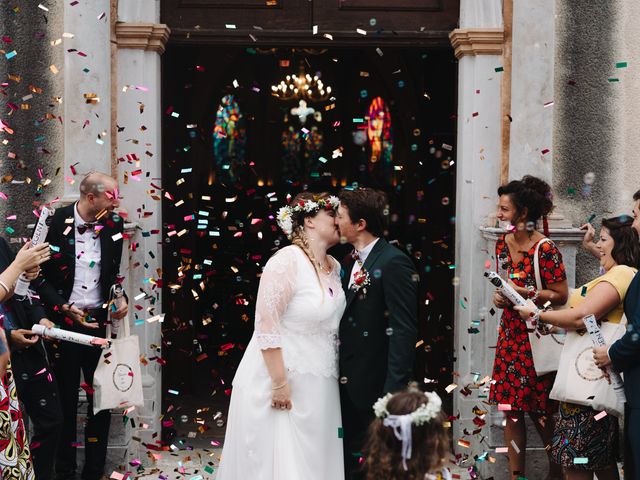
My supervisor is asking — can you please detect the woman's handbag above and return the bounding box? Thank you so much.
[549,318,626,417]
[528,239,567,376]
[92,288,144,414]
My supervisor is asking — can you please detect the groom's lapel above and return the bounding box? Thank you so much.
[343,238,386,312]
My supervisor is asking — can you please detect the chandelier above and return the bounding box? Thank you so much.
[271,64,332,102]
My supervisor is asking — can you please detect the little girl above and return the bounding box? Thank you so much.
[363,387,452,480]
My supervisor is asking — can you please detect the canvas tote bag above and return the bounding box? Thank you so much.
[550,317,626,417]
[528,239,567,376]
[93,314,144,414]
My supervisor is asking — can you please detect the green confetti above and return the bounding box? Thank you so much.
[615,61,628,68]
[494,66,504,72]
[89,260,95,268]
[5,227,14,234]
[574,457,589,464]
[608,78,620,83]
[587,214,596,223]
[567,187,577,195]
[338,427,344,438]
[581,286,587,297]
[204,466,215,474]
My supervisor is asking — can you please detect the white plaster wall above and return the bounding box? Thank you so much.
[63,0,112,200]
[508,0,555,183]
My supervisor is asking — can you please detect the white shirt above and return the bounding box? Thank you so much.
[348,238,380,288]
[68,203,103,309]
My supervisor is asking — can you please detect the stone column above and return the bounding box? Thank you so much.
[63,0,113,202]
[114,0,169,461]
[449,0,504,469]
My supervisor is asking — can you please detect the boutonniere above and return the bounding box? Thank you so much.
[351,267,370,293]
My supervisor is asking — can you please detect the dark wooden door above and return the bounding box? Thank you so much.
[161,0,459,47]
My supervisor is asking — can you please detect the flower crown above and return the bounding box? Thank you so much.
[276,195,340,236]
[373,391,442,426]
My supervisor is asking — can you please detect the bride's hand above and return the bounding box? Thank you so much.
[271,382,292,411]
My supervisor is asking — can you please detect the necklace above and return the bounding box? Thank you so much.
[317,259,332,274]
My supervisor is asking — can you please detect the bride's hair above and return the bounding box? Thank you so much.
[288,191,330,284]
[362,387,450,480]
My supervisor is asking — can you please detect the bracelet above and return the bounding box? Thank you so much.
[271,381,288,390]
[0,280,10,295]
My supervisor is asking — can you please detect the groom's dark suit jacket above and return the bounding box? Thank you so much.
[339,238,418,412]
[34,203,124,329]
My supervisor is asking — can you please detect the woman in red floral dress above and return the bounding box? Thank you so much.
[488,176,569,480]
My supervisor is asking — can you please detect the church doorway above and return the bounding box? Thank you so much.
[160,44,457,446]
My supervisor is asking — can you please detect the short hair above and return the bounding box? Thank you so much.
[633,190,640,202]
[79,172,116,198]
[338,188,388,237]
[497,175,553,223]
[601,215,640,268]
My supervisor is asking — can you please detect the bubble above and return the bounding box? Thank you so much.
[411,273,420,283]
[449,216,456,225]
[413,129,421,137]
[414,251,422,260]
[441,159,450,169]
[372,269,382,279]
[383,208,390,216]
[369,18,377,26]
[216,419,225,428]
[583,172,596,185]
[358,164,366,172]
[390,213,399,223]
[112,214,121,223]
[424,265,431,273]
[452,277,460,286]
[429,147,436,154]
[385,328,394,336]
[363,331,369,337]
[39,398,47,407]
[181,415,188,423]
[274,239,281,247]
[339,376,348,384]
[360,89,368,99]
[397,80,405,88]
[441,197,450,205]
[411,144,418,152]
[21,373,28,381]
[435,150,443,159]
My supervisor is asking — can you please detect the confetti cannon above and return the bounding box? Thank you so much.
[14,206,54,299]
[31,324,109,349]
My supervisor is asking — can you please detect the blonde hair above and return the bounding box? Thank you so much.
[288,191,331,290]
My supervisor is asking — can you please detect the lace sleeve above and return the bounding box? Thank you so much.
[254,247,298,349]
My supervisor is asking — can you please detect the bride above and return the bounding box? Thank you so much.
[217,192,346,480]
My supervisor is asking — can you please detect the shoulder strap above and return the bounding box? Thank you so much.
[533,238,553,290]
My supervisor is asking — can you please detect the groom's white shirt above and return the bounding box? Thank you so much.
[348,237,380,288]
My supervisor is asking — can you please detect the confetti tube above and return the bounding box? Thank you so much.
[31,324,108,348]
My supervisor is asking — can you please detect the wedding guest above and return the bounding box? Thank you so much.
[593,190,640,479]
[0,239,51,480]
[489,175,568,480]
[362,387,451,480]
[0,235,63,480]
[34,172,128,480]
[517,215,639,480]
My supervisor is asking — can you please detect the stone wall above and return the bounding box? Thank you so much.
[0,1,64,237]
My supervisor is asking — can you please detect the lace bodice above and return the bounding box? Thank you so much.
[252,245,346,378]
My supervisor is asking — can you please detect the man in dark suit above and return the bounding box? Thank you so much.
[335,188,418,479]
[593,189,640,479]
[35,172,128,480]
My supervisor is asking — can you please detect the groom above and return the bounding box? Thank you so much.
[335,188,418,479]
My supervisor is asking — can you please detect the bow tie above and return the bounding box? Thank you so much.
[77,223,97,235]
[351,250,362,262]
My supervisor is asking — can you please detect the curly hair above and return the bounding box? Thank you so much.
[362,390,450,480]
[287,191,331,283]
[497,175,554,224]
[601,215,640,268]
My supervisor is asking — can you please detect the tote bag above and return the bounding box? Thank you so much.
[528,239,567,376]
[549,318,626,417]
[93,314,144,414]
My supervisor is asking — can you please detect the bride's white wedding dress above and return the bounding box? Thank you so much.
[216,245,346,480]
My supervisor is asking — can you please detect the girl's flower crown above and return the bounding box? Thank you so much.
[276,195,340,236]
[372,391,443,471]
